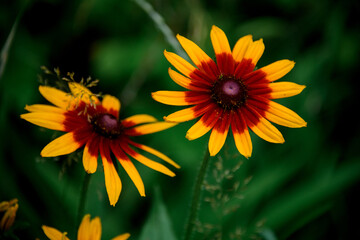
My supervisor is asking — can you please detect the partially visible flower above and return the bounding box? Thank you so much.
[0,198,18,231]
[152,25,306,157]
[21,82,179,206]
[42,214,130,240]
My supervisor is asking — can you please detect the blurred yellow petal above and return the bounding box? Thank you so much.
[233,128,252,158]
[119,158,145,197]
[259,60,295,82]
[111,233,131,240]
[151,91,190,106]
[20,112,66,131]
[41,131,86,157]
[186,109,221,140]
[126,122,177,136]
[208,113,230,156]
[82,135,99,174]
[122,114,157,127]
[177,34,216,74]
[0,203,18,231]
[102,95,120,118]
[164,106,197,122]
[39,86,72,110]
[111,142,145,196]
[130,141,180,169]
[232,35,253,63]
[42,226,69,240]
[100,139,122,206]
[269,82,306,99]
[24,104,66,113]
[88,217,102,240]
[244,106,284,143]
[168,68,208,91]
[164,50,196,77]
[124,144,175,177]
[264,101,307,128]
[210,25,232,56]
[231,111,252,158]
[77,214,91,240]
[244,39,265,66]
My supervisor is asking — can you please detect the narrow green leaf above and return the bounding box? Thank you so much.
[139,187,178,240]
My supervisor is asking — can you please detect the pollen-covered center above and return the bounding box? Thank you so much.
[211,75,248,110]
[91,113,123,138]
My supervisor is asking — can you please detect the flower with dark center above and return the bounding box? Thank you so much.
[152,25,307,157]
[21,82,179,206]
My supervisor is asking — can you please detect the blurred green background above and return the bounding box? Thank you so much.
[1,0,359,239]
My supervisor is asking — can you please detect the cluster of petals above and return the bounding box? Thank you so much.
[21,82,179,206]
[152,25,307,157]
[0,198,18,231]
[42,214,130,240]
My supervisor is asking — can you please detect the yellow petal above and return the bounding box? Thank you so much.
[259,60,295,82]
[232,35,253,63]
[102,95,121,118]
[177,34,215,71]
[164,107,197,122]
[244,39,265,66]
[77,214,91,240]
[111,141,145,196]
[130,141,180,169]
[88,217,102,240]
[244,107,284,143]
[210,25,232,56]
[152,91,188,106]
[231,111,252,158]
[100,140,122,206]
[168,68,209,91]
[24,104,66,113]
[0,201,9,212]
[269,82,306,99]
[152,91,208,106]
[21,112,66,131]
[82,135,99,174]
[124,145,175,177]
[208,115,230,156]
[164,50,196,77]
[68,82,99,105]
[126,122,177,136]
[42,226,70,240]
[264,101,307,128]
[111,233,131,240]
[119,158,145,197]
[186,110,222,140]
[39,86,72,110]
[122,114,157,127]
[0,204,18,231]
[41,131,86,157]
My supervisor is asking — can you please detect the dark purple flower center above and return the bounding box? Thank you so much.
[91,113,123,138]
[211,75,248,110]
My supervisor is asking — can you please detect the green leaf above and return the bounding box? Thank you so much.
[138,187,178,240]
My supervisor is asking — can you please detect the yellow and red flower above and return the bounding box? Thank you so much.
[21,82,179,206]
[42,214,130,240]
[152,25,307,157]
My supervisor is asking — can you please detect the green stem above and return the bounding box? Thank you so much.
[132,0,187,59]
[77,173,91,226]
[183,148,211,240]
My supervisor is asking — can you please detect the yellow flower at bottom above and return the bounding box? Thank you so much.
[42,214,130,240]
[0,198,19,231]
